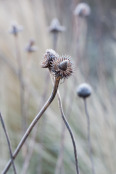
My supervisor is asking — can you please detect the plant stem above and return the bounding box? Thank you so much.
[84,99,95,174]
[21,72,50,174]
[49,73,80,174]
[57,91,80,174]
[52,32,58,51]
[2,77,60,174]
[0,113,17,174]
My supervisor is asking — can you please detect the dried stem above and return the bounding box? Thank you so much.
[84,99,95,174]
[21,72,50,174]
[0,113,17,174]
[50,74,80,174]
[2,77,60,174]
[57,91,80,174]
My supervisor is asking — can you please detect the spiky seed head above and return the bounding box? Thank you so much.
[77,83,92,99]
[51,56,73,79]
[25,39,37,53]
[9,21,23,36]
[48,18,66,33]
[74,3,91,17]
[41,49,59,69]
[58,60,68,71]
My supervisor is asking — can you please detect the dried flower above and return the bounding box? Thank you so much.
[51,56,73,79]
[25,39,37,53]
[9,21,23,36]
[41,49,59,69]
[74,3,91,17]
[48,18,65,33]
[77,83,92,98]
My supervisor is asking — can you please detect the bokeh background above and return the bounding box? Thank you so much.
[0,0,116,173]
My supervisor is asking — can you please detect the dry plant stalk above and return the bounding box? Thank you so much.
[2,76,60,174]
[0,113,17,174]
[77,83,95,174]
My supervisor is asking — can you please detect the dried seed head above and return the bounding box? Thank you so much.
[48,18,66,33]
[9,21,23,36]
[25,39,37,53]
[77,83,92,99]
[41,49,59,69]
[51,56,73,79]
[74,3,91,17]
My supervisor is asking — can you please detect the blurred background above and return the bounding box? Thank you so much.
[0,0,116,173]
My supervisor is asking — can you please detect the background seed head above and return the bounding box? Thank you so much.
[77,83,92,99]
[9,21,23,36]
[48,18,66,33]
[25,39,37,53]
[74,3,91,17]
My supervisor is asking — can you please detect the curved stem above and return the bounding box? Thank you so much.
[57,91,80,174]
[0,113,17,174]
[84,99,95,174]
[2,77,60,174]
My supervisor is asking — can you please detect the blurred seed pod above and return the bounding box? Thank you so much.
[48,18,66,33]
[25,39,37,53]
[51,56,73,79]
[9,21,23,36]
[41,49,59,69]
[77,83,92,98]
[74,3,91,17]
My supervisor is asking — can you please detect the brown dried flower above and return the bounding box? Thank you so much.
[51,56,73,79]
[41,49,59,69]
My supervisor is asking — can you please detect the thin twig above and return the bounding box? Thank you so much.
[0,113,17,174]
[50,74,80,174]
[2,77,60,174]
[21,72,50,174]
[84,99,95,174]
[57,91,80,174]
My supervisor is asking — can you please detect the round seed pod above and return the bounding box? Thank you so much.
[77,83,92,98]
[51,56,73,79]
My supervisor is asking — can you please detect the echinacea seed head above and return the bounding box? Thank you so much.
[74,3,91,17]
[9,21,23,36]
[41,49,58,69]
[48,18,66,33]
[77,83,92,99]
[51,56,73,79]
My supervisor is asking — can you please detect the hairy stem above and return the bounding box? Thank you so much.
[2,77,60,174]
[84,99,95,174]
[0,113,17,174]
